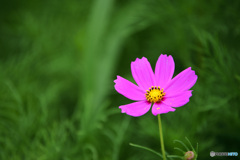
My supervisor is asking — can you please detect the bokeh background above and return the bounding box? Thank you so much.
[1,0,240,159]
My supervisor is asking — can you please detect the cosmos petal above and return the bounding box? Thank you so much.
[114,76,146,101]
[119,101,151,117]
[131,57,155,91]
[155,54,175,88]
[152,103,176,116]
[162,90,192,107]
[165,67,197,94]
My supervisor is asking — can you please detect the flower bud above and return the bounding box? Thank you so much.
[184,151,195,160]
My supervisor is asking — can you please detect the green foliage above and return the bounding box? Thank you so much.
[1,0,240,159]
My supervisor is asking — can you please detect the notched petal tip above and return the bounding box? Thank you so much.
[131,57,141,63]
[114,75,120,83]
[119,106,126,113]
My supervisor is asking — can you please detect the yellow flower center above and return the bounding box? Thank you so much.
[145,86,165,103]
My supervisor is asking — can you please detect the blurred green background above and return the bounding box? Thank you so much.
[1,0,240,159]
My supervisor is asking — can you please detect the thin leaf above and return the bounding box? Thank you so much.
[129,143,162,158]
[185,137,195,152]
[174,147,185,154]
[167,155,183,159]
[196,143,199,154]
[174,140,189,151]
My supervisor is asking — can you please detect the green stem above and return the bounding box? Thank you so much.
[158,114,166,160]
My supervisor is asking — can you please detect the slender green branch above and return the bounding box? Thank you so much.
[129,143,162,158]
[167,155,183,159]
[174,140,189,151]
[196,142,199,153]
[185,137,195,152]
[158,114,166,160]
[174,147,185,154]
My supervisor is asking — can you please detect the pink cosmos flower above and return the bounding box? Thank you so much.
[114,54,197,117]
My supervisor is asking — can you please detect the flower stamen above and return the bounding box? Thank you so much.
[145,86,165,103]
